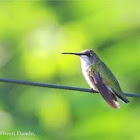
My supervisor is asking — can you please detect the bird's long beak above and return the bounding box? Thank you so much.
[61,52,85,56]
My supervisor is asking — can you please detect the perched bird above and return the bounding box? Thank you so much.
[62,49,129,109]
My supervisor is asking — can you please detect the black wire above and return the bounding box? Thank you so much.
[0,78,139,98]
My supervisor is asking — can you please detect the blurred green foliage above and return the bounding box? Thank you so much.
[0,1,140,140]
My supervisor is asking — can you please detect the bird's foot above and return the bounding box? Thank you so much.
[90,88,98,93]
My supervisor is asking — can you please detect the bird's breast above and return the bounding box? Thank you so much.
[81,63,98,91]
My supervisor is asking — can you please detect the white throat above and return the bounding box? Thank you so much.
[80,55,95,72]
[80,58,91,72]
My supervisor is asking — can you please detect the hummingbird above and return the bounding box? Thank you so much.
[62,49,129,109]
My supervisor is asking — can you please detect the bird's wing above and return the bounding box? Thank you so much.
[98,61,129,103]
[89,69,120,109]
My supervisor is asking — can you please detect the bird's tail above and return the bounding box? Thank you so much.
[94,82,120,109]
[99,89,120,109]
[113,90,129,104]
[92,71,120,109]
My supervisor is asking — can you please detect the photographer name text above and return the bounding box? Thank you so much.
[0,131,35,136]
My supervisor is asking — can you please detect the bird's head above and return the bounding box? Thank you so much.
[62,49,96,64]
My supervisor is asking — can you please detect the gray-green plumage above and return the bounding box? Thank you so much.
[90,55,129,104]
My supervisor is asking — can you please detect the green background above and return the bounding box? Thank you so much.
[0,1,140,140]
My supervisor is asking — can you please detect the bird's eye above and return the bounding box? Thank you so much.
[87,53,92,56]
[87,53,90,56]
